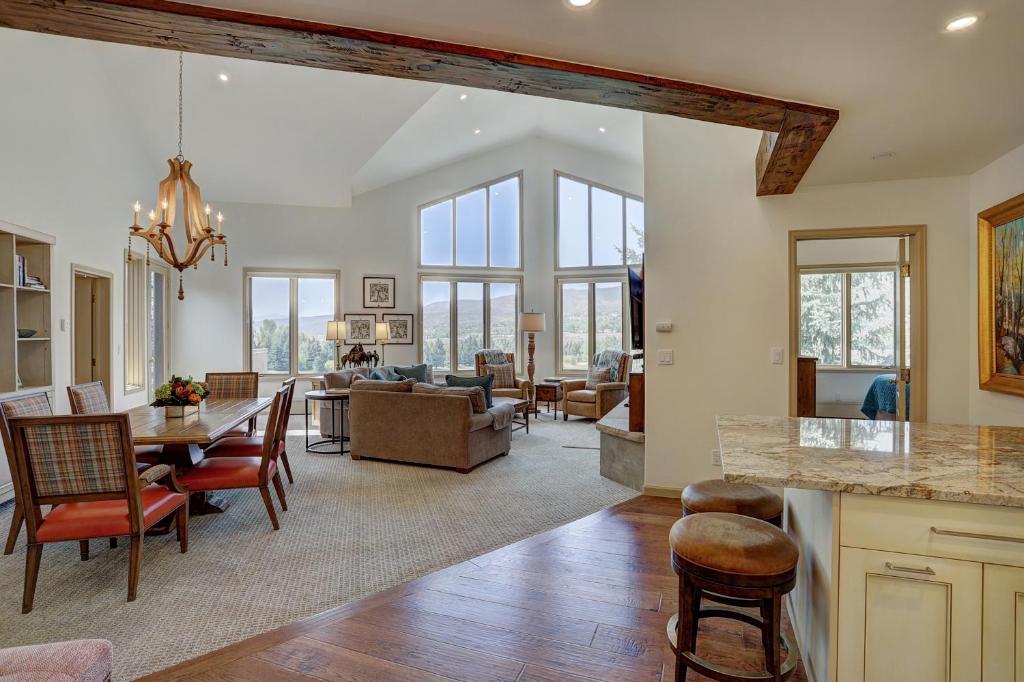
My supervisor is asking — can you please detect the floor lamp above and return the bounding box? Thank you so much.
[326,320,344,370]
[375,321,390,366]
[520,311,546,411]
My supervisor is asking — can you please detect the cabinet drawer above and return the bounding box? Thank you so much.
[840,493,1024,568]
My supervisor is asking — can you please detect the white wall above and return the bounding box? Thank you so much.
[171,136,643,384]
[642,113,971,490]
[969,141,1024,425]
[0,30,154,412]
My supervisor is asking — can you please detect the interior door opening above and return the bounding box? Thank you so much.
[72,266,112,403]
[789,227,927,422]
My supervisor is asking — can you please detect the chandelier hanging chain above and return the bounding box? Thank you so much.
[176,51,184,162]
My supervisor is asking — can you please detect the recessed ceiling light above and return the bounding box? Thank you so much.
[565,0,596,8]
[598,127,607,133]
[218,73,230,82]
[871,151,898,161]
[945,14,979,32]
[459,93,468,101]
[474,129,481,135]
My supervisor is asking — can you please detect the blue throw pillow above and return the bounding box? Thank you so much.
[447,373,494,408]
[369,367,401,381]
[394,364,428,383]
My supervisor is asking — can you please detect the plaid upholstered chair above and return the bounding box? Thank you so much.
[205,372,260,438]
[1,392,52,556]
[8,413,188,613]
[180,385,289,530]
[562,351,631,421]
[473,352,532,401]
[68,381,163,467]
[202,378,296,484]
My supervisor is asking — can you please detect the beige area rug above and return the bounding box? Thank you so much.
[0,417,635,680]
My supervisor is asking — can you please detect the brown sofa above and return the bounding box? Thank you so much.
[317,365,435,438]
[347,380,511,473]
[562,352,631,421]
[473,352,532,401]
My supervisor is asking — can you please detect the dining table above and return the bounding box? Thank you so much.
[127,397,274,517]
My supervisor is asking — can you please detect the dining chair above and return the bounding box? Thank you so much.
[201,378,296,484]
[205,372,259,438]
[8,413,188,613]
[1,392,52,556]
[179,385,288,530]
[68,380,163,466]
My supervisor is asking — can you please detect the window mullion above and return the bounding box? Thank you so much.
[289,277,299,376]
[621,192,628,267]
[485,186,492,268]
[588,283,596,363]
[844,273,852,369]
[587,186,594,268]
[449,280,457,373]
[483,282,491,349]
[451,200,458,267]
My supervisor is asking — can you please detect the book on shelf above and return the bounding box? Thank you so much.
[15,255,24,286]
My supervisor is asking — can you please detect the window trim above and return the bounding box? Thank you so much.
[417,273,524,376]
[798,263,898,371]
[124,251,173,397]
[243,267,342,377]
[554,274,630,376]
[554,170,644,272]
[417,171,524,271]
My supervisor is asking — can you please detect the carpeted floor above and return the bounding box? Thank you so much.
[0,417,635,680]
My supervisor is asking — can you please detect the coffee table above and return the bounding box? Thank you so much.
[305,389,350,454]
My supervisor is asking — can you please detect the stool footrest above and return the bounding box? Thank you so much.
[666,606,800,681]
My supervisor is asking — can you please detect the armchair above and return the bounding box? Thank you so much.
[562,351,631,421]
[474,352,532,402]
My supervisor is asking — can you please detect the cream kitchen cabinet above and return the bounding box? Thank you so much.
[984,564,1024,682]
[837,546,982,682]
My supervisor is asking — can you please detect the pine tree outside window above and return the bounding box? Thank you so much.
[799,266,897,369]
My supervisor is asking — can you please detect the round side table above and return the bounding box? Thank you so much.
[304,389,350,455]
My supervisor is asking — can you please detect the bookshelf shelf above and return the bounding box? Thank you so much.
[0,221,55,395]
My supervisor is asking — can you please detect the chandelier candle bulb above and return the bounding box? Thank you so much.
[160,199,169,225]
[216,212,223,234]
[132,201,141,227]
[204,204,212,230]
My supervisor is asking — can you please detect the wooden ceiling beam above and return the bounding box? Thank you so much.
[0,0,839,196]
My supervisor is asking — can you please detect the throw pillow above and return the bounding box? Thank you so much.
[485,363,516,390]
[369,366,401,381]
[440,386,488,413]
[394,363,429,383]
[446,373,494,408]
[585,366,612,390]
[350,378,415,393]
[412,382,443,394]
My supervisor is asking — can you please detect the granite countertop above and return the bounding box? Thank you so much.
[596,400,644,443]
[717,415,1024,508]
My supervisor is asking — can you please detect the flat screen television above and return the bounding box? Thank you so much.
[628,266,643,352]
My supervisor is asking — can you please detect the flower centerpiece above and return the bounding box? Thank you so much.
[151,375,209,417]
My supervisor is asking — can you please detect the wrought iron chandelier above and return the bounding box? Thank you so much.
[128,52,227,300]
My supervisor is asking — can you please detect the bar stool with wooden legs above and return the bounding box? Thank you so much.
[682,479,783,526]
[667,512,800,682]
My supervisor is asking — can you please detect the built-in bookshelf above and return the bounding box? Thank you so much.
[0,221,54,396]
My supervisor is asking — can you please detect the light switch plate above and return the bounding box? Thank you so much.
[655,321,674,333]
[771,347,784,365]
[711,449,722,466]
[657,349,674,365]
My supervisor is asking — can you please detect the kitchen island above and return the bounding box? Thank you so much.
[717,415,1024,682]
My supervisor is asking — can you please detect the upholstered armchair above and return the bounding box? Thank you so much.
[474,352,532,401]
[562,352,631,421]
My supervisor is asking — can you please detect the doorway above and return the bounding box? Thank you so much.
[71,265,113,402]
[788,226,927,422]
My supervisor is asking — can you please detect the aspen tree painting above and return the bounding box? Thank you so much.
[979,192,1024,396]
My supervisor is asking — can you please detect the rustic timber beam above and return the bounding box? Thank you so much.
[0,0,839,195]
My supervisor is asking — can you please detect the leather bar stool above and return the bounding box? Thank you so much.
[682,479,783,527]
[667,512,800,682]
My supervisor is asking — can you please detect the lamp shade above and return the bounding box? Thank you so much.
[376,321,390,343]
[520,311,546,333]
[326,320,344,341]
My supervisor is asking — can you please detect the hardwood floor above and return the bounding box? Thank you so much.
[144,496,806,681]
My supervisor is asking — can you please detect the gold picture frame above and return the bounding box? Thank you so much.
[978,191,1024,397]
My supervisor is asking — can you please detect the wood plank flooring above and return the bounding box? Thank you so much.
[144,496,806,681]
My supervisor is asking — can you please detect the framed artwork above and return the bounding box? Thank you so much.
[979,190,1024,397]
[344,313,377,344]
[363,276,396,308]
[383,314,414,345]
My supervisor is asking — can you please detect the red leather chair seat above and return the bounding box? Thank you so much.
[179,456,273,491]
[36,487,186,542]
[204,437,283,459]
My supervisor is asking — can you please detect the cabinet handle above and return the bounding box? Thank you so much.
[930,526,1024,545]
[884,561,935,576]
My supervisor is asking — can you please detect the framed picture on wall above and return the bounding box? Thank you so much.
[363,276,396,308]
[344,313,377,344]
[383,314,414,345]
[978,190,1024,397]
